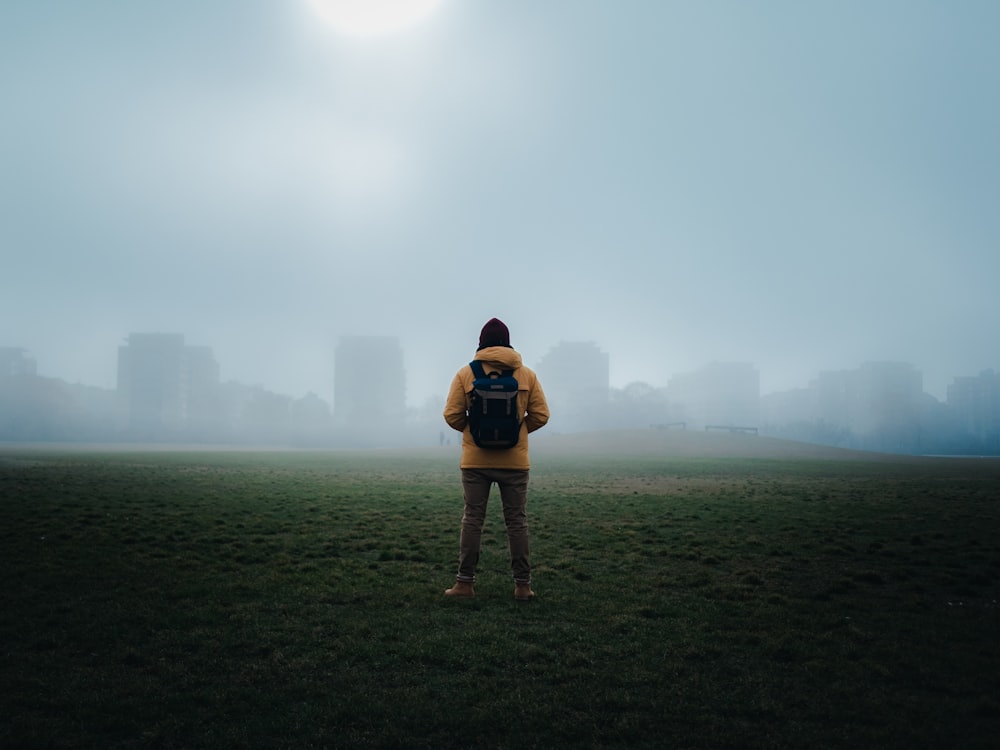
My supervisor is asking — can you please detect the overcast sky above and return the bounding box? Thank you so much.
[3,0,998,406]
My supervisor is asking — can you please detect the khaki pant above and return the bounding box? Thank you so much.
[455,468,531,584]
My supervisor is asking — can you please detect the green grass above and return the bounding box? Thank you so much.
[2,447,999,749]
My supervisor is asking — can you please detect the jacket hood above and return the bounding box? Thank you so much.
[473,346,523,370]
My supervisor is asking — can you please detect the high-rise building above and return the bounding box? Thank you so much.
[333,336,405,433]
[117,333,219,436]
[811,362,922,436]
[183,345,223,436]
[0,347,37,377]
[947,369,1000,443]
[534,341,609,431]
[850,361,923,437]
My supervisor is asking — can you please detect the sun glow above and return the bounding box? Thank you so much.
[307,0,445,38]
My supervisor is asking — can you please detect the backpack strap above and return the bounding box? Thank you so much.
[469,360,513,379]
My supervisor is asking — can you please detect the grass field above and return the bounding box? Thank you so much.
[2,435,999,749]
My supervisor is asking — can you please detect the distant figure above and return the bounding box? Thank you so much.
[442,318,550,600]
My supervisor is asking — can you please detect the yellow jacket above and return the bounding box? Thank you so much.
[443,346,550,469]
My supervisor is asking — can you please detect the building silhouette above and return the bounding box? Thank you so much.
[333,336,405,442]
[947,369,1000,452]
[805,362,924,450]
[840,362,922,441]
[4,328,998,453]
[534,341,609,431]
[0,347,37,376]
[761,361,926,452]
[116,333,220,438]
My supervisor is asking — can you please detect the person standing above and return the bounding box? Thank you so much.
[442,318,550,600]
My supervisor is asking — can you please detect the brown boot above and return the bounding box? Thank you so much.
[514,583,535,601]
[444,580,475,598]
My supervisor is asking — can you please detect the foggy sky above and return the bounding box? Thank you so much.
[3,1,998,407]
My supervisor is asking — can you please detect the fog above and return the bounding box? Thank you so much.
[3,1,998,408]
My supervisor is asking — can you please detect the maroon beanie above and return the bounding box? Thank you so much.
[478,318,511,349]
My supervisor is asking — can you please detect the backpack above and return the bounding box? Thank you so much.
[467,360,521,449]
